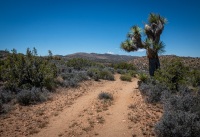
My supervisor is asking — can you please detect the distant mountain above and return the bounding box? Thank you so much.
[63,52,139,63]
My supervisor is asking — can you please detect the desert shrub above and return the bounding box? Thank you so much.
[66,58,95,70]
[127,70,137,77]
[188,69,200,87]
[138,82,151,95]
[17,87,50,105]
[63,78,79,87]
[0,90,13,103]
[60,70,88,87]
[120,74,132,82]
[99,69,114,81]
[0,100,2,113]
[17,89,32,105]
[138,73,148,83]
[163,89,200,114]
[147,84,168,103]
[0,89,14,114]
[0,60,4,81]
[0,48,57,91]
[155,110,200,137]
[87,67,114,81]
[139,81,168,103]
[105,67,115,74]
[116,69,127,74]
[155,90,200,137]
[77,71,88,81]
[98,92,113,100]
[155,59,188,91]
[87,67,101,81]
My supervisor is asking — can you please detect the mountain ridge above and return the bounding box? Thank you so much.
[62,52,139,63]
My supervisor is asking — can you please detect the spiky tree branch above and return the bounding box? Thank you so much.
[121,13,167,76]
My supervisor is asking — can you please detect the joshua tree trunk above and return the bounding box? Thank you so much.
[149,56,160,76]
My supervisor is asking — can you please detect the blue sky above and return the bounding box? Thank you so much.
[0,0,200,57]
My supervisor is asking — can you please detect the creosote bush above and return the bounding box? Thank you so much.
[87,67,101,81]
[155,58,188,91]
[87,67,114,81]
[116,69,127,74]
[17,87,50,105]
[0,48,56,106]
[138,73,148,83]
[0,48,57,91]
[120,74,132,82]
[98,92,113,100]
[99,69,114,81]
[114,62,136,70]
[66,58,95,70]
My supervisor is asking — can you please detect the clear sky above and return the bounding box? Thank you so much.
[0,0,200,57]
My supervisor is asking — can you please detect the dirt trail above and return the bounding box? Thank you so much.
[92,78,138,137]
[30,75,138,137]
[0,74,162,137]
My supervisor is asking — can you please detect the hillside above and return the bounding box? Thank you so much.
[130,55,200,73]
[62,52,138,63]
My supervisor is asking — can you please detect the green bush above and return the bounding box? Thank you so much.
[99,69,115,81]
[87,68,101,81]
[120,74,132,82]
[127,70,137,77]
[188,69,200,87]
[116,69,127,74]
[155,59,188,91]
[66,58,95,70]
[87,67,114,81]
[138,73,148,83]
[0,48,57,91]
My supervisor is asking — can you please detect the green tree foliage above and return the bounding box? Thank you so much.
[154,59,188,91]
[188,69,200,87]
[114,62,136,70]
[0,48,57,91]
[66,58,96,70]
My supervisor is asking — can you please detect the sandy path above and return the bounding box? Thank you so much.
[31,74,130,137]
[29,74,161,137]
[93,78,138,137]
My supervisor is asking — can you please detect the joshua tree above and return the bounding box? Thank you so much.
[121,13,167,76]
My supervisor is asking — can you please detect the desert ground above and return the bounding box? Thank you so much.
[0,74,162,137]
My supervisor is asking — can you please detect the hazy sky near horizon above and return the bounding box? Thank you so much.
[0,0,200,57]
